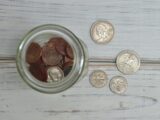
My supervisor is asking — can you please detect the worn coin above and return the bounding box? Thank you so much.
[109,76,128,95]
[90,20,114,44]
[26,42,42,64]
[55,37,68,56]
[116,50,141,75]
[66,44,74,59]
[47,66,64,83]
[89,70,108,88]
[42,45,63,66]
[29,58,47,82]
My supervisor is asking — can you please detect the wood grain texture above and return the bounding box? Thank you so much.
[0,0,160,120]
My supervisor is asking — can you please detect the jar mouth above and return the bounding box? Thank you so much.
[16,24,86,93]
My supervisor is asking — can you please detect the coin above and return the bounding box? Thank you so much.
[89,70,108,88]
[64,56,72,63]
[90,20,114,44]
[66,44,74,59]
[63,61,73,69]
[109,76,128,95]
[47,66,64,83]
[55,37,68,56]
[29,58,47,82]
[42,45,63,65]
[47,38,57,48]
[116,50,141,75]
[26,42,42,64]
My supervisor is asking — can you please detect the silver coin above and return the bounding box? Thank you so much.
[47,67,64,83]
[89,70,108,88]
[90,20,114,44]
[109,76,128,95]
[116,50,141,75]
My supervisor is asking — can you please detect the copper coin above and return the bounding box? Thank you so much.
[42,45,63,65]
[55,37,68,56]
[26,42,42,64]
[63,61,73,69]
[57,58,64,69]
[47,37,58,48]
[66,44,74,59]
[64,56,72,63]
[29,58,47,82]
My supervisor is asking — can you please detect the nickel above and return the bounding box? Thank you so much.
[116,50,141,75]
[90,20,114,44]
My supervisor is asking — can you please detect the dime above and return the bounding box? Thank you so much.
[42,45,63,65]
[116,50,141,75]
[26,42,42,64]
[29,58,47,82]
[66,44,74,59]
[109,76,128,95]
[47,67,64,83]
[90,20,114,44]
[89,70,108,88]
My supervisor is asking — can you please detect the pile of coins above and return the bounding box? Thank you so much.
[89,20,141,95]
[26,37,74,83]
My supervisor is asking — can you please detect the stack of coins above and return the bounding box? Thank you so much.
[26,37,74,83]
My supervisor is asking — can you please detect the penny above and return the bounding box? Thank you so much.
[47,66,64,83]
[63,61,73,69]
[42,45,63,65]
[89,70,108,88]
[29,58,47,82]
[116,50,141,75]
[26,42,42,64]
[90,20,114,44]
[64,56,72,63]
[66,44,74,59]
[109,76,128,95]
[55,37,68,56]
[63,66,72,76]
[47,38,57,48]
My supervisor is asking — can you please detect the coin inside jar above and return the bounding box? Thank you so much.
[26,42,42,64]
[47,66,64,83]
[42,45,63,66]
[66,44,74,59]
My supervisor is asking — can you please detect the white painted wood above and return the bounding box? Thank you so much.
[0,0,160,120]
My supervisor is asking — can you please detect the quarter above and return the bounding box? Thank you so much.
[109,76,128,95]
[116,50,141,75]
[89,70,108,88]
[90,20,114,44]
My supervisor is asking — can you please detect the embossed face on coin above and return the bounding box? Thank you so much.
[109,76,128,95]
[89,70,108,88]
[47,67,64,83]
[90,21,114,44]
[116,50,141,75]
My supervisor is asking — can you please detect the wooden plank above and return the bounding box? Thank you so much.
[0,0,160,59]
[0,60,160,120]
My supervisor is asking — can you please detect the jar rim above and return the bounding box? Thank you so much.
[16,24,87,93]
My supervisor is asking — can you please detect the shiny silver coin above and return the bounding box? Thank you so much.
[116,50,141,75]
[89,70,108,88]
[109,76,128,95]
[90,20,114,44]
[47,67,64,83]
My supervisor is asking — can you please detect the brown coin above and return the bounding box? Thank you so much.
[66,44,74,59]
[63,61,73,70]
[42,45,62,65]
[64,56,72,63]
[29,58,47,82]
[47,37,58,48]
[55,37,68,56]
[26,42,42,64]
[57,58,64,69]
[63,66,72,77]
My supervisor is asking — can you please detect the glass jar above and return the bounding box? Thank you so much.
[16,24,88,93]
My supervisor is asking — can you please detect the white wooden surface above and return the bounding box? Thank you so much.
[0,0,160,120]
